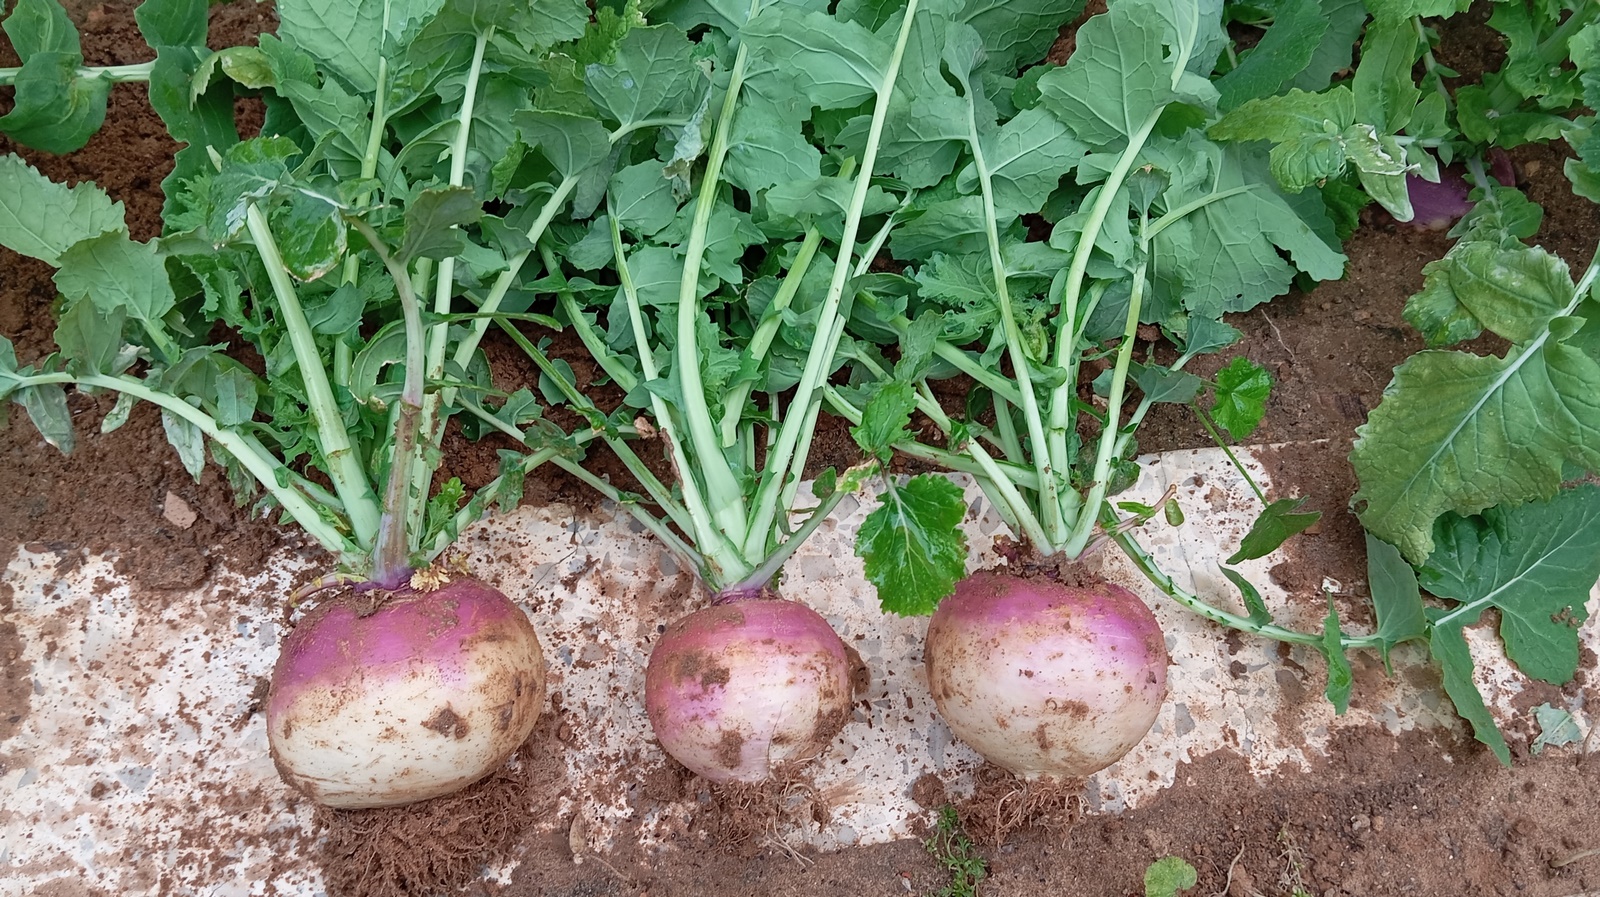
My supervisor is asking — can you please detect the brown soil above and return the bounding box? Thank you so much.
[3,4,1599,897]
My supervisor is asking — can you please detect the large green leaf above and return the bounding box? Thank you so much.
[1352,337,1600,563]
[0,155,127,265]
[743,7,889,110]
[1035,0,1175,146]
[1354,244,1600,562]
[1420,485,1600,685]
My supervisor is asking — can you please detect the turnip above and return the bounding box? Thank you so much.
[923,573,1167,779]
[268,577,547,808]
[0,137,575,809]
[644,599,853,783]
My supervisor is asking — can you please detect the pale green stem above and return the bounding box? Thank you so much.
[1062,255,1148,556]
[1045,110,1161,491]
[243,204,381,547]
[966,84,1064,545]
[612,214,744,573]
[673,4,758,545]
[0,60,153,84]
[743,0,925,559]
[7,370,351,555]
[409,30,491,551]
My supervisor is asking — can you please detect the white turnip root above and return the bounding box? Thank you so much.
[924,573,1168,780]
[644,598,854,783]
[267,576,546,808]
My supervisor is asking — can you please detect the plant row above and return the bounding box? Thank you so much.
[1,0,1597,810]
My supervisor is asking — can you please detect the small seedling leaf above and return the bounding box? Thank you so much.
[1143,856,1198,897]
[161,406,206,481]
[1531,703,1583,754]
[1322,597,1353,713]
[19,382,74,454]
[1428,611,1511,765]
[1220,565,1273,627]
[851,380,916,463]
[1209,357,1272,440]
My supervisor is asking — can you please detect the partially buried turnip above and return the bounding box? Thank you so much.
[267,576,546,808]
[644,597,854,783]
[924,573,1168,780]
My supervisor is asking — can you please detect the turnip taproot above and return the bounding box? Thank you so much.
[268,577,546,808]
[924,573,1168,780]
[645,597,853,783]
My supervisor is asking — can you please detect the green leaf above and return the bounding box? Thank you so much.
[1419,485,1600,685]
[396,186,483,264]
[162,407,207,481]
[744,8,888,109]
[1143,856,1198,897]
[1209,87,1355,190]
[1209,357,1272,440]
[18,382,74,453]
[1531,704,1583,754]
[4,0,81,56]
[212,367,260,428]
[1364,0,1472,21]
[424,476,469,547]
[1364,532,1428,669]
[724,92,821,194]
[101,391,138,435]
[1427,614,1511,765]
[959,0,1085,74]
[134,0,208,49]
[53,299,125,377]
[1035,0,1175,147]
[1131,364,1204,404]
[53,232,178,332]
[0,51,112,154]
[0,155,128,266]
[1220,566,1273,626]
[1351,328,1600,564]
[1404,243,1574,346]
[270,190,348,282]
[584,24,701,129]
[516,110,611,178]
[957,107,1086,219]
[1351,17,1420,134]
[1322,597,1353,713]
[1226,497,1320,563]
[851,380,916,462]
[1214,0,1328,111]
[276,0,391,93]
[857,473,969,617]
[608,160,679,237]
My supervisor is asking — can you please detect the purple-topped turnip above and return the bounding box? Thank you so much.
[268,577,546,808]
[923,573,1168,779]
[644,600,853,783]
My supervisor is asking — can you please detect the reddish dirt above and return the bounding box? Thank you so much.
[2,4,1599,897]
